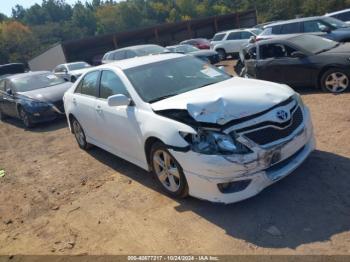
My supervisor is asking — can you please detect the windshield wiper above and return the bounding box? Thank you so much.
[148,93,179,103]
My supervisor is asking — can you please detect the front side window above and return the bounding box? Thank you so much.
[125,56,231,103]
[241,31,253,39]
[260,44,296,59]
[77,71,100,97]
[99,71,129,99]
[227,32,241,40]
[280,23,300,34]
[126,50,137,59]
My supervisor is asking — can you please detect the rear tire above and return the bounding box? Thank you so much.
[216,49,227,61]
[71,117,91,150]
[150,141,189,198]
[320,68,349,93]
[19,107,34,128]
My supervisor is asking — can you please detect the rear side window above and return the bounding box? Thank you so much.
[227,32,241,40]
[99,71,130,99]
[212,33,226,41]
[126,50,136,59]
[75,71,100,97]
[280,23,301,34]
[113,51,126,60]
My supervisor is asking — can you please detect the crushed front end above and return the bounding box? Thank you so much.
[169,95,315,204]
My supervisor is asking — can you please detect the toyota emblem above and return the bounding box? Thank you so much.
[276,110,289,121]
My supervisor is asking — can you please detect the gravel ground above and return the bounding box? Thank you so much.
[0,61,350,255]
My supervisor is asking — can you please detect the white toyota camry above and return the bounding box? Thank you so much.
[63,53,315,204]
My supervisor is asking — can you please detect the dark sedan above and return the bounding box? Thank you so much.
[166,44,220,64]
[237,34,350,93]
[0,71,72,128]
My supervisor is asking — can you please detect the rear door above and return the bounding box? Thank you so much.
[224,32,245,53]
[94,70,144,163]
[71,70,101,141]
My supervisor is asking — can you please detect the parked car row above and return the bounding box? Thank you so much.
[6,9,350,203]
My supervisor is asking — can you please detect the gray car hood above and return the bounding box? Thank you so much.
[18,82,72,103]
[151,77,294,125]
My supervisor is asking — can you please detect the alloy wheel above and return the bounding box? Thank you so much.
[152,149,181,193]
[324,72,349,93]
[73,120,85,147]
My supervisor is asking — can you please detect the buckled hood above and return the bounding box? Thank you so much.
[151,77,295,125]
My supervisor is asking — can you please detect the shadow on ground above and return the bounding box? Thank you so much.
[88,147,350,249]
[1,117,67,132]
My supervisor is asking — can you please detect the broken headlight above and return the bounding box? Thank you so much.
[293,93,304,109]
[180,129,251,155]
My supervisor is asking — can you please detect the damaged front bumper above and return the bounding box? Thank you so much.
[170,107,315,204]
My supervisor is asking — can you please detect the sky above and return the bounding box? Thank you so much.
[0,0,88,16]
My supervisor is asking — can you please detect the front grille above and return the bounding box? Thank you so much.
[52,100,64,113]
[243,107,303,146]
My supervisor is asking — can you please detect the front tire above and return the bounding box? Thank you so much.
[150,142,189,198]
[72,118,91,150]
[216,49,227,61]
[19,107,34,128]
[320,68,349,93]
[0,109,7,121]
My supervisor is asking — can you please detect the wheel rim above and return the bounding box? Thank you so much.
[20,109,29,127]
[325,72,349,93]
[73,120,85,146]
[153,150,181,192]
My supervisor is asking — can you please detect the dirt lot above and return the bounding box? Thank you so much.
[1,61,350,255]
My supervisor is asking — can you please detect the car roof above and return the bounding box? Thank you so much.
[97,53,185,70]
[64,61,88,66]
[108,44,163,54]
[326,8,350,16]
[265,16,325,28]
[253,34,324,46]
[6,71,50,80]
[166,44,191,48]
[215,28,255,34]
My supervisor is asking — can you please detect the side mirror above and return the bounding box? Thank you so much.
[249,36,256,43]
[291,51,306,58]
[322,26,332,33]
[6,88,12,95]
[107,94,131,107]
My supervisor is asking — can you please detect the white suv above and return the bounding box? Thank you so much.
[63,54,315,204]
[210,28,262,60]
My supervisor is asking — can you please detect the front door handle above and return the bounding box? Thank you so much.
[95,105,102,113]
[72,98,77,105]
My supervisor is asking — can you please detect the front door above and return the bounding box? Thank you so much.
[95,70,144,163]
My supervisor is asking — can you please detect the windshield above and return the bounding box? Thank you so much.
[67,62,91,71]
[289,35,338,54]
[125,56,231,103]
[212,33,226,41]
[135,46,168,56]
[251,29,263,35]
[322,16,348,29]
[12,73,66,92]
